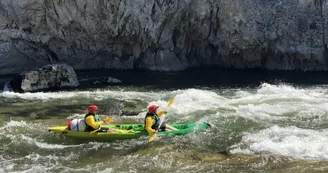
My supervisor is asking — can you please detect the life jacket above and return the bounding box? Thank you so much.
[84,113,100,132]
[144,112,160,130]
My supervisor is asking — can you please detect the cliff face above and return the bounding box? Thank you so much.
[0,0,327,75]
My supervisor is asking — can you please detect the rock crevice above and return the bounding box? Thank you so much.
[0,0,327,75]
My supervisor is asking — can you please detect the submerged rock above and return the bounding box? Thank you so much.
[107,77,122,84]
[81,76,122,85]
[9,64,79,92]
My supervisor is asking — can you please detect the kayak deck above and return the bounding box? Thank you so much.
[48,123,211,141]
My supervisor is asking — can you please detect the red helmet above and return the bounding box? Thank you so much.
[88,105,98,113]
[148,105,159,113]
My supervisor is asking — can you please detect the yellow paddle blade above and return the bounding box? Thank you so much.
[148,134,157,142]
[105,116,114,123]
[168,98,175,107]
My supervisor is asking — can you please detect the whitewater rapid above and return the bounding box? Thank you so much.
[2,83,328,172]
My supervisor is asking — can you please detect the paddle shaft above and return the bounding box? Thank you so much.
[156,114,166,132]
[156,99,174,131]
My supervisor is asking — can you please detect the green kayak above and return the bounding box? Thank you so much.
[48,123,211,142]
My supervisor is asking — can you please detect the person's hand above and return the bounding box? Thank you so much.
[104,116,114,123]
[155,130,158,133]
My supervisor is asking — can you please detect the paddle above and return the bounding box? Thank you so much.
[90,116,114,134]
[148,98,175,142]
[105,116,114,123]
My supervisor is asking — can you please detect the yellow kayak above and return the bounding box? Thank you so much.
[48,123,211,142]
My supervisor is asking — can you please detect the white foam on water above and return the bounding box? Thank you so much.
[0,89,164,102]
[0,120,33,135]
[35,139,83,150]
[3,82,328,166]
[230,125,328,160]
[1,83,327,119]
[212,83,328,124]
[1,152,84,173]
[0,120,85,151]
[256,83,328,102]
[226,103,291,122]
[3,161,90,173]
[168,89,227,115]
[2,120,28,128]
[66,113,85,120]
[115,83,328,125]
[0,88,227,119]
[4,166,90,173]
[97,168,114,173]
[229,83,328,105]
[128,88,228,122]
[0,133,81,151]
[66,113,116,120]
[3,83,325,122]
[18,134,86,149]
[234,89,253,98]
[0,91,78,101]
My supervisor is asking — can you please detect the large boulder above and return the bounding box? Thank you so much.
[8,64,79,92]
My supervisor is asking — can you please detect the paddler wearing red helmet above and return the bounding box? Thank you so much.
[84,105,115,132]
[144,104,177,134]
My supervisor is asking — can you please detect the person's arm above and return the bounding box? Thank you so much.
[85,116,104,129]
[145,117,156,134]
[156,110,167,117]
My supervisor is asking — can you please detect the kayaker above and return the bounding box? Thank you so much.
[84,105,116,133]
[144,105,177,134]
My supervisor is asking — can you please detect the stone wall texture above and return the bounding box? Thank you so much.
[0,0,327,75]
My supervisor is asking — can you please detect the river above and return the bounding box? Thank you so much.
[1,68,328,173]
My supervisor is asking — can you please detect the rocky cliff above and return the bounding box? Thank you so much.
[0,0,327,75]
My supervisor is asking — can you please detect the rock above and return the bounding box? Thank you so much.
[84,77,122,85]
[3,81,12,92]
[107,77,122,84]
[9,64,79,92]
[0,0,327,74]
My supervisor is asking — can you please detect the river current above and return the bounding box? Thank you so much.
[1,69,328,173]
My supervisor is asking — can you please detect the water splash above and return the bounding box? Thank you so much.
[2,83,328,172]
[230,125,328,160]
